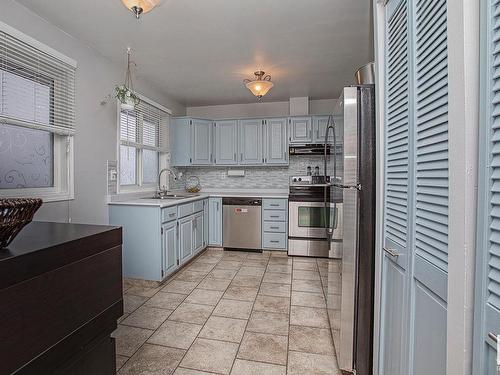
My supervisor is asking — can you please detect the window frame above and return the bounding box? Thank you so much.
[0,21,76,202]
[116,95,171,194]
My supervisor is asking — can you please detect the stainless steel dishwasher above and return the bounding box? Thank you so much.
[223,197,262,250]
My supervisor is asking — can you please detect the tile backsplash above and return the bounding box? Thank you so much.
[172,155,340,190]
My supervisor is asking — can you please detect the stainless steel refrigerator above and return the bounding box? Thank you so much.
[325,85,375,375]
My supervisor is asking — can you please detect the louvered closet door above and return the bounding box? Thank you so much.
[380,0,411,374]
[410,0,449,373]
[474,1,500,373]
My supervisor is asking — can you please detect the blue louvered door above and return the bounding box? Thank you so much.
[410,0,449,373]
[380,0,411,373]
[380,0,449,373]
[474,0,500,373]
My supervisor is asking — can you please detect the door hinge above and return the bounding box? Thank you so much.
[190,120,192,125]
[189,157,192,163]
[161,227,164,235]
[161,269,164,277]
[177,258,180,265]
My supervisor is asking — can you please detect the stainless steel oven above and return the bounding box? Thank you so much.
[288,176,342,257]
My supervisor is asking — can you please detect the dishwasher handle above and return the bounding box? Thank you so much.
[222,197,262,206]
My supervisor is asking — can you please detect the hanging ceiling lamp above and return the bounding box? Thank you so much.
[244,71,274,100]
[121,0,160,19]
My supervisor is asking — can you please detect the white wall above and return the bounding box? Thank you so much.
[1,0,186,225]
[186,98,339,119]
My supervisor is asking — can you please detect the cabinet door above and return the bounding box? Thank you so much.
[170,118,192,166]
[191,119,213,165]
[239,119,263,164]
[313,115,335,143]
[203,199,209,247]
[214,120,238,165]
[264,118,288,165]
[179,216,193,263]
[193,213,204,254]
[208,197,222,246]
[289,116,312,143]
[161,222,178,278]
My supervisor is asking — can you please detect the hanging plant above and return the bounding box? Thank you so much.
[116,47,140,111]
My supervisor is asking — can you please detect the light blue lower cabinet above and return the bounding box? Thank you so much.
[179,215,194,264]
[109,198,209,283]
[162,221,178,277]
[261,198,288,250]
[209,197,223,246]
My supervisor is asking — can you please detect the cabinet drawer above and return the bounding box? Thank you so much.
[263,233,287,249]
[263,199,287,210]
[162,206,177,222]
[263,221,286,233]
[178,203,194,218]
[263,210,287,222]
[193,199,204,213]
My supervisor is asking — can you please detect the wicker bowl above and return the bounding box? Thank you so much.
[0,198,43,248]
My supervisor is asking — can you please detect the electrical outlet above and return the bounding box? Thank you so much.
[221,172,226,180]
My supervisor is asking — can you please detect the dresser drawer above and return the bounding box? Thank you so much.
[263,199,288,210]
[161,206,177,222]
[263,221,286,233]
[178,202,194,218]
[193,199,204,213]
[263,210,287,222]
[262,233,287,249]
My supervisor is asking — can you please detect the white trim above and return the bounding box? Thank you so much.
[0,20,77,68]
[446,0,480,373]
[138,93,172,115]
[372,1,386,374]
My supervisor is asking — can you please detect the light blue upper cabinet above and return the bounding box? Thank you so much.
[264,118,288,165]
[214,120,238,165]
[170,118,192,166]
[239,119,263,164]
[208,197,222,246]
[289,116,313,144]
[191,118,213,165]
[313,115,334,143]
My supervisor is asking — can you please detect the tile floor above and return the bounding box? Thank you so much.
[114,248,342,375]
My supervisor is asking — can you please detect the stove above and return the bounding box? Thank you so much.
[288,175,342,257]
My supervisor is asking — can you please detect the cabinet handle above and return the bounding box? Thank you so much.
[270,226,279,230]
[488,332,498,344]
[270,240,279,244]
[169,213,175,217]
[270,215,280,218]
[270,204,279,207]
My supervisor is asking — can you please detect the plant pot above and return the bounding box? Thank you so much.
[120,97,136,111]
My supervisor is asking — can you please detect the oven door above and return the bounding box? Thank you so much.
[288,201,342,239]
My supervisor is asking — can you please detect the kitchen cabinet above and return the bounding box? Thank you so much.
[264,118,288,165]
[289,116,313,144]
[179,215,193,264]
[193,212,204,254]
[162,221,178,277]
[214,120,238,165]
[170,118,192,166]
[313,115,334,143]
[203,199,209,247]
[239,119,263,165]
[262,198,288,250]
[191,118,213,165]
[208,197,223,246]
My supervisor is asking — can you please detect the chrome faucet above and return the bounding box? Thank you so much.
[157,168,178,197]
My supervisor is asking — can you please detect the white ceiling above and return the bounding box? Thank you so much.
[16,0,373,106]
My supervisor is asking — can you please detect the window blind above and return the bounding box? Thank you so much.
[120,99,170,152]
[0,28,76,135]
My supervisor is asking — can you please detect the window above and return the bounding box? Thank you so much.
[0,22,76,201]
[118,98,170,191]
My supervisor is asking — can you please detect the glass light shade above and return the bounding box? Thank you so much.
[245,80,274,98]
[121,0,159,14]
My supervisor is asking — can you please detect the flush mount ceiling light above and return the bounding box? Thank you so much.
[121,0,160,18]
[244,71,274,100]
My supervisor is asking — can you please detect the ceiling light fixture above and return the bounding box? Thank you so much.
[121,0,160,19]
[244,71,274,100]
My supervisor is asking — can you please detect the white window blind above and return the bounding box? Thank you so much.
[0,28,76,135]
[119,100,169,152]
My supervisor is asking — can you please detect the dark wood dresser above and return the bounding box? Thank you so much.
[0,222,123,375]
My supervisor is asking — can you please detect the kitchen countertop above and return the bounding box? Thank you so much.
[108,189,289,208]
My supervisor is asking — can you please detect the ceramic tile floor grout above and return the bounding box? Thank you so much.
[115,248,341,374]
